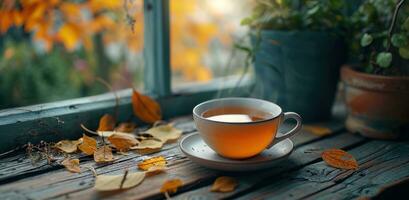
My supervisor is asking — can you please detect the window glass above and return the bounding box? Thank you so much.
[170,0,253,89]
[0,0,144,109]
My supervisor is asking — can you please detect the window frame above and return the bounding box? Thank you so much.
[0,0,254,153]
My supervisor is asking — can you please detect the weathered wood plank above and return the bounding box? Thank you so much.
[44,133,362,200]
[0,117,196,185]
[171,132,366,200]
[234,140,409,200]
[0,112,343,185]
[0,118,346,200]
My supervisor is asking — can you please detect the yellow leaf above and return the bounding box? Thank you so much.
[210,176,239,192]
[57,23,80,51]
[322,149,359,170]
[61,158,81,173]
[54,139,81,153]
[303,125,332,136]
[115,122,137,133]
[144,124,182,143]
[94,171,145,191]
[160,179,183,194]
[130,139,164,150]
[137,156,166,171]
[94,146,114,163]
[132,90,162,124]
[60,2,81,18]
[97,114,116,132]
[88,0,122,13]
[78,134,97,155]
[90,15,115,33]
[107,132,139,151]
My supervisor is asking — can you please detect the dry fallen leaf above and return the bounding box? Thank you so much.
[107,132,139,151]
[211,176,239,192]
[146,165,166,177]
[61,158,81,173]
[132,90,162,123]
[138,156,167,171]
[144,124,182,143]
[322,149,358,170]
[54,139,81,153]
[94,171,145,191]
[94,146,114,163]
[160,179,183,194]
[97,131,116,137]
[78,134,97,155]
[303,125,332,136]
[115,122,137,133]
[97,114,116,132]
[131,139,164,150]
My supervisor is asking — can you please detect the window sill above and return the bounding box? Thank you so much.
[0,75,254,153]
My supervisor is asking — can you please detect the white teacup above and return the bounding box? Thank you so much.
[193,97,302,159]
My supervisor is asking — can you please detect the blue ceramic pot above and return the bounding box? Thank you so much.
[253,30,346,122]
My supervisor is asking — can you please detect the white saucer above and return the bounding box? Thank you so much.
[179,133,294,171]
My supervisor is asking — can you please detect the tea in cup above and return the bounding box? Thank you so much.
[193,97,302,159]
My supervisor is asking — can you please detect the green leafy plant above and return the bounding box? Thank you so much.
[351,0,409,75]
[241,0,347,32]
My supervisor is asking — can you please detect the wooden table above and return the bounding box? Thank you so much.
[1,114,408,200]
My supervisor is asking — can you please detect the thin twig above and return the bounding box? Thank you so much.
[80,124,99,135]
[124,0,136,33]
[387,0,405,51]
[96,77,119,121]
[84,166,98,177]
[120,169,129,189]
[164,192,171,200]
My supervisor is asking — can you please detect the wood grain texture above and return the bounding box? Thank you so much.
[236,141,409,200]
[0,117,195,184]
[0,116,345,200]
[172,133,365,200]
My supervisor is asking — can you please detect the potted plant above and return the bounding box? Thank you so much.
[342,0,409,139]
[241,0,348,122]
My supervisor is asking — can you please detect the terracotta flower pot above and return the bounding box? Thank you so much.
[341,66,409,139]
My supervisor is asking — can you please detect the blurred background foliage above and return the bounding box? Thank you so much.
[0,0,252,109]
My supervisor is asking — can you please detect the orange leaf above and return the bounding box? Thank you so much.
[322,149,359,170]
[57,23,80,51]
[78,134,97,155]
[54,139,81,153]
[0,11,13,33]
[211,176,239,192]
[12,11,24,26]
[94,146,114,163]
[160,179,183,194]
[137,156,166,171]
[131,90,162,123]
[107,132,139,151]
[97,114,116,132]
[61,158,81,173]
[115,122,137,133]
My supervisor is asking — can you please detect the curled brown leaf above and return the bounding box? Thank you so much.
[322,149,358,170]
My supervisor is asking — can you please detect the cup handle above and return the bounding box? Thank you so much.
[267,112,302,149]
